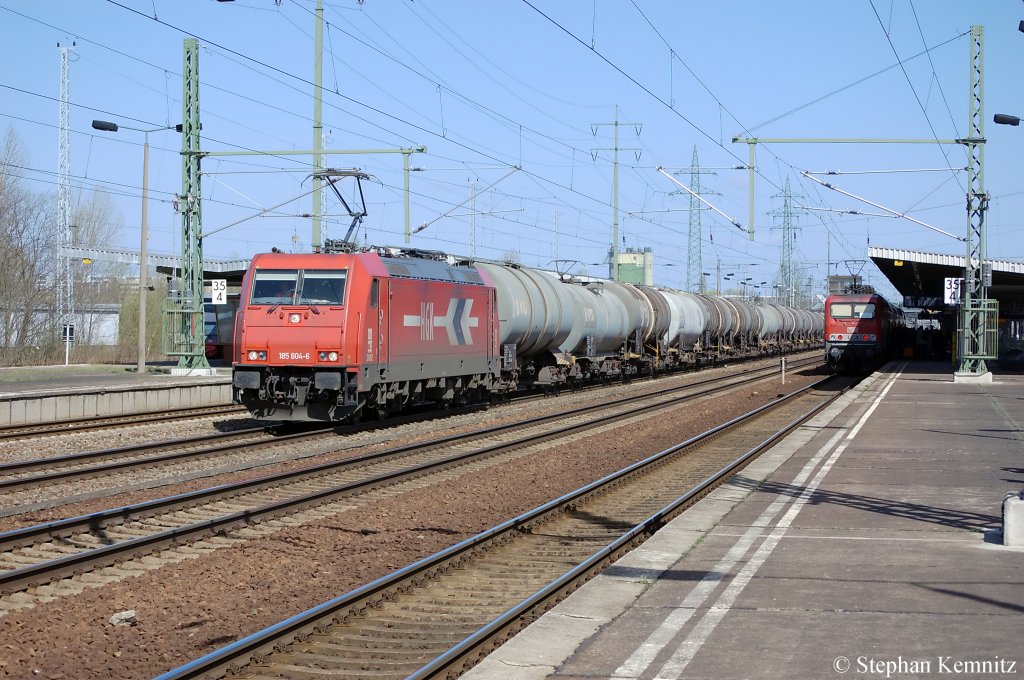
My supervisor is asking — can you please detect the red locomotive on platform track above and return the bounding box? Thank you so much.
[824,291,904,372]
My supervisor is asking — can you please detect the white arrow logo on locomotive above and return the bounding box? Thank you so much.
[403,299,479,345]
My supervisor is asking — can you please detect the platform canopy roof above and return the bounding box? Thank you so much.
[66,246,250,284]
[869,246,1024,312]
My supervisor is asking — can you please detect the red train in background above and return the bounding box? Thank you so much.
[824,291,905,372]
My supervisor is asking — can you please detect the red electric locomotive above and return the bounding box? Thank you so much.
[232,250,499,421]
[824,292,903,372]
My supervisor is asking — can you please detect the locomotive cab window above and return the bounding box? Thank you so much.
[299,270,346,305]
[251,270,299,305]
[829,302,876,319]
[250,269,346,306]
[369,279,379,309]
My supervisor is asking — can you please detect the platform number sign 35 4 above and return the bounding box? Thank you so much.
[943,277,963,305]
[210,279,228,305]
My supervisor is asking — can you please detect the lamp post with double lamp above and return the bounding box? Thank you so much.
[91,120,176,373]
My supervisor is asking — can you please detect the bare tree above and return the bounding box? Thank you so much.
[0,127,125,365]
[0,128,61,364]
[70,190,125,348]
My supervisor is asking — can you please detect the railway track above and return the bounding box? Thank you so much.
[0,428,271,495]
[0,357,818,613]
[0,404,247,441]
[0,405,492,507]
[0,355,817,507]
[158,372,856,680]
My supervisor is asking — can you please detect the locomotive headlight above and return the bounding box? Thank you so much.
[828,334,836,341]
[869,334,877,341]
[247,350,267,361]
[289,313,302,324]
[328,351,338,361]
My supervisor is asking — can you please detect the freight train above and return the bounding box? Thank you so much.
[232,247,823,422]
[824,291,904,372]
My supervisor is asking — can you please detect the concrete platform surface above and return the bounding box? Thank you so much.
[464,361,1024,680]
[0,363,230,396]
[0,364,232,426]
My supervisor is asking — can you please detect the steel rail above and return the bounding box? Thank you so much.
[157,374,848,680]
[0,428,269,492]
[0,403,495,495]
[0,404,245,441]
[412,378,846,679]
[0,358,817,596]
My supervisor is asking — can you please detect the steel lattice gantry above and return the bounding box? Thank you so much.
[956,25,997,379]
[164,38,212,374]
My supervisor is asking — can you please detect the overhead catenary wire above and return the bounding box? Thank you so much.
[415,166,520,233]
[805,167,967,175]
[520,0,878,268]
[656,168,744,233]
[801,171,964,242]
[93,0,679,260]
[1,7,612,256]
[7,1,994,283]
[54,1,798,267]
[867,0,967,194]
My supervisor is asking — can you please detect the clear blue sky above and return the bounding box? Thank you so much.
[2,0,1022,301]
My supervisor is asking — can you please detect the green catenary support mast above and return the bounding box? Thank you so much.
[955,25,996,380]
[167,38,211,374]
[734,26,993,378]
[312,0,324,252]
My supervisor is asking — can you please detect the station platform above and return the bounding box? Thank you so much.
[464,361,1024,680]
[0,364,232,426]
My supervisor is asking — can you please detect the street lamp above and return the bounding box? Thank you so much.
[994,113,1020,126]
[92,120,175,374]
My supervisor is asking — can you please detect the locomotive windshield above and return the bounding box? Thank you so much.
[299,270,346,304]
[250,269,347,306]
[830,302,875,319]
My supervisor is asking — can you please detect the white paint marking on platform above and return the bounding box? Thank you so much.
[611,427,845,679]
[653,367,904,680]
[612,367,904,680]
